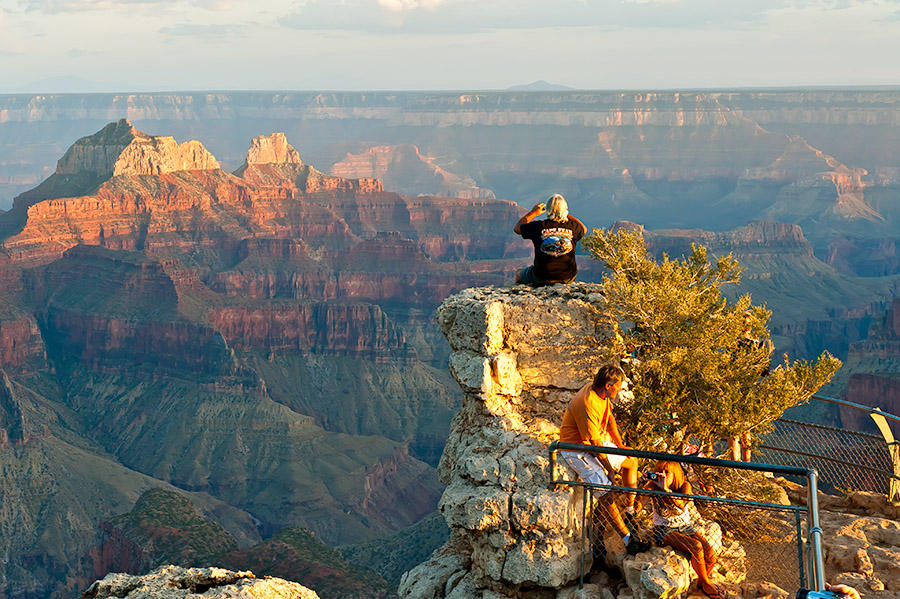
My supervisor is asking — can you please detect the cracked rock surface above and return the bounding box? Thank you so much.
[399,284,615,598]
[80,565,320,599]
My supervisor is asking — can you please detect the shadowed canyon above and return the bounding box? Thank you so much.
[0,91,899,597]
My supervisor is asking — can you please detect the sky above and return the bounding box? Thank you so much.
[0,0,898,92]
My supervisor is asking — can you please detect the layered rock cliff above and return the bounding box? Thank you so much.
[330,144,495,200]
[4,90,898,248]
[0,121,531,597]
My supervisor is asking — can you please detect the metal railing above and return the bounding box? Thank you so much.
[757,394,900,501]
[549,442,825,594]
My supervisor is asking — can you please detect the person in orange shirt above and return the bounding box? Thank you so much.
[559,363,646,553]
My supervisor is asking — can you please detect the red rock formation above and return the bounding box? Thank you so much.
[209,303,412,360]
[842,374,900,433]
[0,373,27,447]
[330,144,495,200]
[356,445,441,530]
[2,124,521,273]
[42,308,232,374]
[0,315,45,367]
[77,521,149,586]
[56,119,220,178]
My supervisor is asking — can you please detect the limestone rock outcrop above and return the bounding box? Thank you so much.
[400,284,615,598]
[81,565,319,599]
[57,119,220,178]
[780,485,900,595]
[244,132,303,166]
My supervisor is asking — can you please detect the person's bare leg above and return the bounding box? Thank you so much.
[663,532,716,592]
[599,494,629,537]
[699,534,717,577]
[740,431,752,462]
[621,457,638,510]
[727,437,740,461]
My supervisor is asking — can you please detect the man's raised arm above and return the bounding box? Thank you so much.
[513,202,545,235]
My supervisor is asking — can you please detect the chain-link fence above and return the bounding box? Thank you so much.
[757,419,892,495]
[550,443,824,596]
[756,395,900,501]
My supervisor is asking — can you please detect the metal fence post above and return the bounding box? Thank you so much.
[806,468,825,592]
[550,445,558,492]
[580,485,587,591]
[794,510,806,590]
[870,410,900,503]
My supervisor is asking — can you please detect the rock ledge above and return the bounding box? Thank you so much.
[80,565,320,599]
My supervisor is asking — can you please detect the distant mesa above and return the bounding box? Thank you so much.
[243,132,303,167]
[56,118,220,178]
[506,80,573,91]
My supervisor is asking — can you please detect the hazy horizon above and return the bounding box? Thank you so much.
[4,82,900,95]
[1,0,899,93]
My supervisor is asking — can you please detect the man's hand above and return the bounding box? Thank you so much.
[514,202,546,234]
[825,584,860,599]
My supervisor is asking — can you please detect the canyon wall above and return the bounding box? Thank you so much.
[0,121,535,598]
[3,91,899,245]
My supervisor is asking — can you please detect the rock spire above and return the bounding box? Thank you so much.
[243,132,303,166]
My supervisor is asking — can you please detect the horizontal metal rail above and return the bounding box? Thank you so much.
[549,442,824,591]
[553,478,807,513]
[811,393,900,424]
[550,441,813,478]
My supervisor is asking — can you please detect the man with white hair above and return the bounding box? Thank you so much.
[513,193,587,286]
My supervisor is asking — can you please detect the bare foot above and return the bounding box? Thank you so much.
[699,581,724,599]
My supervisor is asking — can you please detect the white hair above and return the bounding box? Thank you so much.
[545,194,568,222]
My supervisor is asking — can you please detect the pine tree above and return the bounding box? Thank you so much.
[583,226,841,454]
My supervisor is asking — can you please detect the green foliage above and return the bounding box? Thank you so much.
[110,488,238,567]
[338,511,450,585]
[583,227,841,452]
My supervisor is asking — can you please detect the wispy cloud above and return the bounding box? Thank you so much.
[279,0,792,35]
[21,0,174,12]
[19,0,241,13]
[159,22,249,38]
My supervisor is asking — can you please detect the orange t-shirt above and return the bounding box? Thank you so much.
[558,382,612,445]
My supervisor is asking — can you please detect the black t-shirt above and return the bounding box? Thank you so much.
[519,218,586,282]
